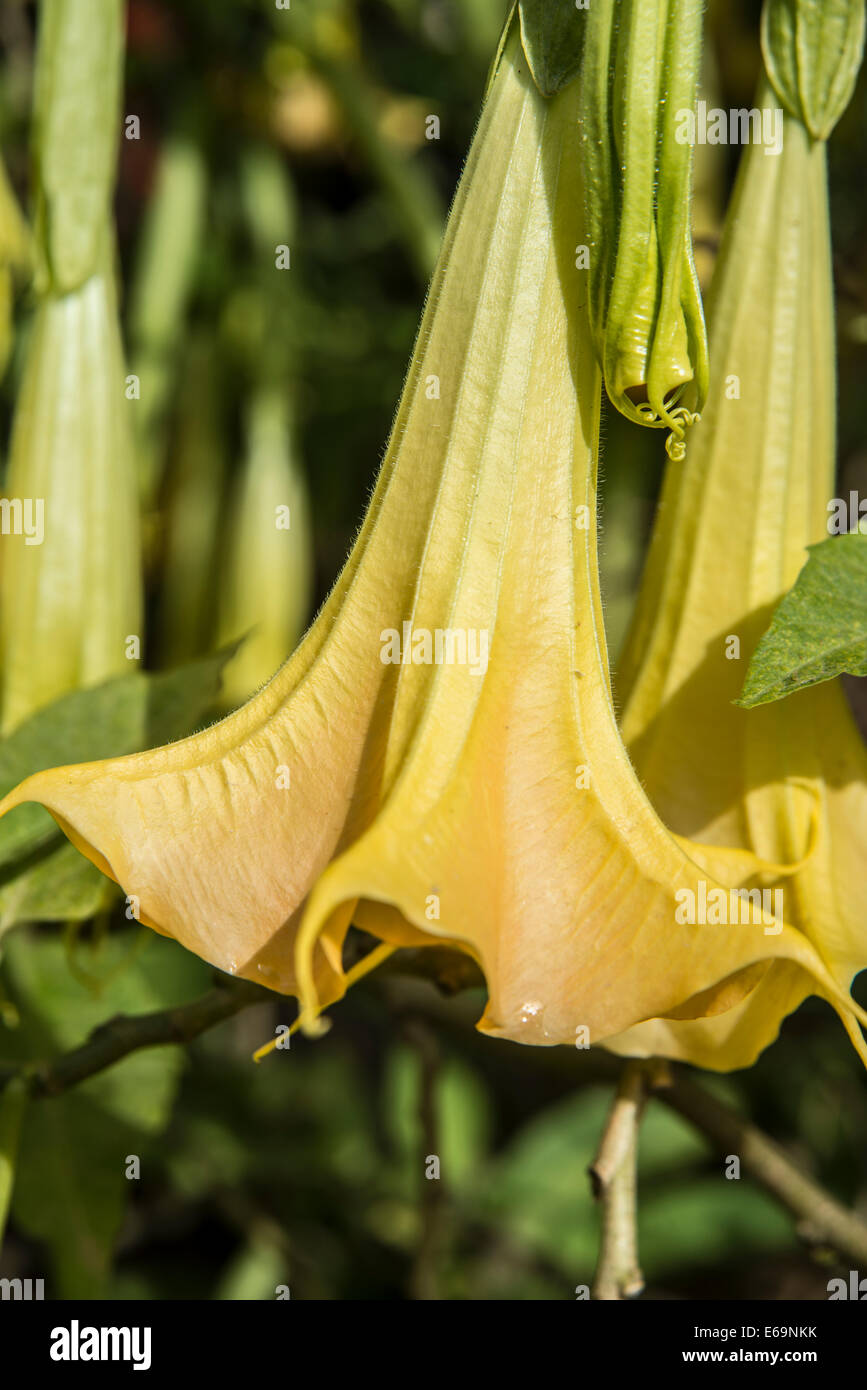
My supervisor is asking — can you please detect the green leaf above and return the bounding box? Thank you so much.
[3,932,206,1295]
[0,648,233,915]
[761,0,866,140]
[144,646,238,748]
[0,842,112,935]
[737,533,867,707]
[518,0,587,97]
[4,931,204,1124]
[0,649,232,867]
[11,1089,132,1297]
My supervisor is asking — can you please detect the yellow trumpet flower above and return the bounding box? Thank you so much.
[609,90,867,1070]
[1,29,865,1058]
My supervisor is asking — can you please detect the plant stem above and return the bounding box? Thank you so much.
[0,976,266,1098]
[404,1016,447,1300]
[589,1060,648,1299]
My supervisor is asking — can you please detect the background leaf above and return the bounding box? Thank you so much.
[737,533,867,707]
[0,842,112,937]
[0,648,234,875]
[3,931,208,1296]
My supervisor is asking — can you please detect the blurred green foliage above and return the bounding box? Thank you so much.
[0,0,865,1300]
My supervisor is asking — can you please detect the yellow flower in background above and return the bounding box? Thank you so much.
[0,151,31,380]
[216,385,313,707]
[1,22,865,1057]
[608,90,867,1070]
[215,147,314,707]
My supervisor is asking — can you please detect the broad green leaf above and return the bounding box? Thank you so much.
[0,648,234,874]
[3,931,206,1124]
[518,0,586,96]
[3,932,207,1295]
[10,1090,132,1297]
[0,679,152,870]
[33,0,124,291]
[0,841,111,935]
[761,0,865,140]
[146,646,239,748]
[738,533,867,707]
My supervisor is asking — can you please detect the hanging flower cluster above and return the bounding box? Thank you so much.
[0,1,865,1074]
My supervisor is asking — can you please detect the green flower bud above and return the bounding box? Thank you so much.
[580,0,709,457]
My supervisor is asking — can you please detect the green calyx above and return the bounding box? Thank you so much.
[517,0,587,97]
[761,0,866,141]
[486,3,586,100]
[580,0,709,453]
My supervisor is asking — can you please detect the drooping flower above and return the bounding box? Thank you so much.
[216,148,314,705]
[216,384,313,706]
[608,80,867,1069]
[1,21,865,1057]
